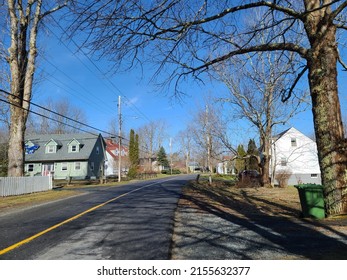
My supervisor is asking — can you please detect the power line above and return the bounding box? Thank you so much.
[0,89,116,138]
[0,89,150,153]
[0,97,99,136]
[122,95,152,123]
[40,56,116,115]
[45,16,153,123]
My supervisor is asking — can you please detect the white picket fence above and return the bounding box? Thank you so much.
[0,176,53,197]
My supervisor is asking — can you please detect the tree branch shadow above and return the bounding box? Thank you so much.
[173,184,347,260]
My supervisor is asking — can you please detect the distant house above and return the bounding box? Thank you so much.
[217,155,235,175]
[188,162,201,173]
[270,127,321,185]
[24,133,106,180]
[104,138,129,177]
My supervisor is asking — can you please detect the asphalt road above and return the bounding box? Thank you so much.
[0,175,194,260]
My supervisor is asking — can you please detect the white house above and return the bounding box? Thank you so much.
[270,127,321,185]
[105,138,129,177]
[216,156,235,175]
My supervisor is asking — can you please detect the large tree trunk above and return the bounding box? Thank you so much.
[7,106,26,177]
[6,0,40,177]
[260,145,271,187]
[306,21,347,216]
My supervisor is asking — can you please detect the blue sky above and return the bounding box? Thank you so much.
[30,24,347,154]
[34,32,205,150]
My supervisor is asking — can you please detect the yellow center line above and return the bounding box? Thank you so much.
[0,179,174,256]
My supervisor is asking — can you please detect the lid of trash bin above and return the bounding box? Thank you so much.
[294,184,323,189]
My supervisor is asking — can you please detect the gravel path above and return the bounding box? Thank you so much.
[171,184,347,260]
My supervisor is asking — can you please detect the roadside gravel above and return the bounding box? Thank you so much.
[171,181,347,260]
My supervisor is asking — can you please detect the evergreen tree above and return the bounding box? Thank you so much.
[157,146,169,169]
[235,144,246,173]
[128,129,139,178]
[247,139,259,171]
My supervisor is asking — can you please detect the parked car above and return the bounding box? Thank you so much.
[238,170,260,180]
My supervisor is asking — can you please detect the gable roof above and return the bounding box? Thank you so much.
[45,138,62,146]
[25,133,103,162]
[272,127,315,143]
[105,138,129,159]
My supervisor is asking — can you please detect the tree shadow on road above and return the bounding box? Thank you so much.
[172,183,347,260]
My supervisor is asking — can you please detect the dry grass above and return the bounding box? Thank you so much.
[0,189,80,214]
[182,179,302,219]
[185,177,347,224]
[177,178,347,259]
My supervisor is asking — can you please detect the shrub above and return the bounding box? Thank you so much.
[127,166,138,179]
[275,169,292,188]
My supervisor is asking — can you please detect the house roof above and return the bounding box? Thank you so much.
[105,138,129,159]
[25,133,103,162]
[272,127,292,141]
[272,127,315,143]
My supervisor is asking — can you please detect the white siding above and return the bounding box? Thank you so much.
[270,128,321,185]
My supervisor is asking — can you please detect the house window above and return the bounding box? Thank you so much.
[75,162,81,170]
[46,145,56,153]
[311,174,318,178]
[28,164,34,172]
[291,138,297,147]
[96,146,100,154]
[61,162,68,171]
[71,145,77,152]
[281,157,287,166]
[90,162,94,171]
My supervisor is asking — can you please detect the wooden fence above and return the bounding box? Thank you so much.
[0,176,53,197]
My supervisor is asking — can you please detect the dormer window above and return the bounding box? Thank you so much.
[45,139,60,154]
[47,145,56,153]
[71,145,78,152]
[68,139,81,153]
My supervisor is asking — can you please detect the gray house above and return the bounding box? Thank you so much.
[24,133,106,180]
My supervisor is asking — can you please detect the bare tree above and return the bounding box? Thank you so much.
[26,98,87,134]
[137,120,167,170]
[215,51,308,187]
[70,1,347,215]
[177,128,194,174]
[2,0,68,177]
[188,101,229,176]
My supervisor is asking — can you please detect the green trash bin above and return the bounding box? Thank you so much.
[294,184,325,219]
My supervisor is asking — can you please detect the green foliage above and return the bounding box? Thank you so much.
[157,146,169,168]
[237,144,246,157]
[127,166,138,179]
[128,129,139,177]
[247,139,259,171]
[161,169,181,175]
[235,144,246,173]
[247,139,257,155]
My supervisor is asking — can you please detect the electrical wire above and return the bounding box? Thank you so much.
[0,89,119,138]
[0,97,99,136]
[40,56,116,116]
[0,89,150,153]
[44,16,153,123]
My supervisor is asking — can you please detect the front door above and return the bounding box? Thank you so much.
[42,163,55,176]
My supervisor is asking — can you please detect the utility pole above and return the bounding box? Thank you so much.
[206,104,212,184]
[170,137,173,175]
[118,96,122,182]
